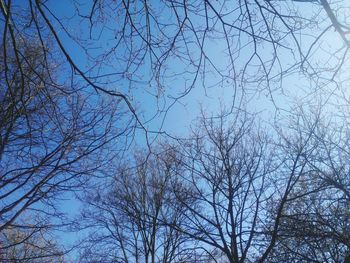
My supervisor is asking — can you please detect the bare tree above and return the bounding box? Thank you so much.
[0,30,130,261]
[164,110,272,262]
[0,215,64,263]
[162,107,334,262]
[265,107,350,262]
[77,145,197,263]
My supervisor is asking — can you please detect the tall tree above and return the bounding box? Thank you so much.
[78,145,196,263]
[166,108,328,262]
[0,32,129,260]
[266,107,350,262]
[169,111,272,262]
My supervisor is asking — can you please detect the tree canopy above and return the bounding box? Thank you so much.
[1,0,350,262]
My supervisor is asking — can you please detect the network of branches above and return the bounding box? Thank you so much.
[1,0,350,262]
